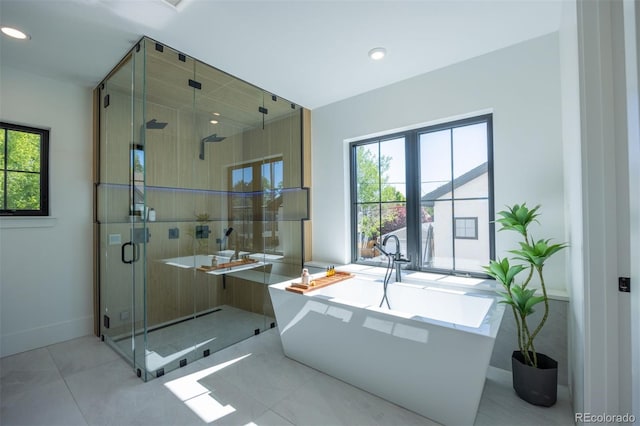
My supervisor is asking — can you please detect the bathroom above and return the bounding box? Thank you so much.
[90,34,570,422]
[1,1,638,424]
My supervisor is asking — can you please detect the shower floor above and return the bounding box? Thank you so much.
[112,305,274,374]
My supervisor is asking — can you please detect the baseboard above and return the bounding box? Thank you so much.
[0,315,94,357]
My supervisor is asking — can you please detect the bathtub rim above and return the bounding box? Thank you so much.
[269,274,505,338]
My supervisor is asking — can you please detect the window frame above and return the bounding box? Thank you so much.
[454,217,479,240]
[227,156,284,253]
[0,121,50,217]
[349,114,494,277]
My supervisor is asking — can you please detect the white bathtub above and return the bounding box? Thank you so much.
[269,275,504,426]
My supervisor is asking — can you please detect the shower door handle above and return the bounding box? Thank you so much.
[121,241,138,264]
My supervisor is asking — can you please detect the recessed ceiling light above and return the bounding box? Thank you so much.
[368,47,386,60]
[210,120,218,124]
[212,112,220,116]
[1,26,30,40]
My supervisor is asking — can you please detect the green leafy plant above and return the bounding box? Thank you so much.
[483,203,567,367]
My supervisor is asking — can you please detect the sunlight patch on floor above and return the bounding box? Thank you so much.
[164,353,252,422]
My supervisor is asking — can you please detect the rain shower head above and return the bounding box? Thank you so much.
[201,133,226,143]
[199,133,227,160]
[139,119,168,144]
[146,119,168,129]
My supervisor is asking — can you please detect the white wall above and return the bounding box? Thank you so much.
[0,66,94,357]
[311,33,567,293]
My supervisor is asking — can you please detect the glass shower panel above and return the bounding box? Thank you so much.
[98,53,137,368]
[193,58,271,353]
[142,40,201,377]
[130,42,148,379]
[258,95,303,329]
[262,93,307,277]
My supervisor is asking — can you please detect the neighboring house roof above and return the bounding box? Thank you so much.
[421,162,488,205]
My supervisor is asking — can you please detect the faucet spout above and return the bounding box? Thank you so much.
[382,234,404,282]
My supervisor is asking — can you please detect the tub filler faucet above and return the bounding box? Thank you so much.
[381,234,410,283]
[374,235,410,309]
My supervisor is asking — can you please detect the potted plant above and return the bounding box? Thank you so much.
[483,203,567,406]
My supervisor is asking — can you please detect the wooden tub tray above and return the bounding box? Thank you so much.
[196,258,258,272]
[286,271,354,294]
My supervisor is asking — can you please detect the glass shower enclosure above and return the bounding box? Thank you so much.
[95,37,309,380]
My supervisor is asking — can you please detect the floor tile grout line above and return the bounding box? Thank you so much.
[264,374,309,422]
[47,345,91,426]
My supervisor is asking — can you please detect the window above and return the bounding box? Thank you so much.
[0,122,49,216]
[350,115,493,276]
[130,144,145,217]
[228,157,283,252]
[454,217,478,239]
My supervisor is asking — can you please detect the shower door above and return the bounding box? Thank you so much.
[98,48,149,379]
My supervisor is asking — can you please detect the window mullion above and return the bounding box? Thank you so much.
[449,128,456,272]
[405,131,420,269]
[377,141,382,242]
[2,127,6,211]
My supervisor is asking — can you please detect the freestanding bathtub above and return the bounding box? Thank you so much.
[268,273,504,426]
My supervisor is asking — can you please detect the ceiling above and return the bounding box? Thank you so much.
[0,0,563,109]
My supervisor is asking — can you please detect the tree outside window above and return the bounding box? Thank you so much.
[0,122,49,216]
[354,138,407,259]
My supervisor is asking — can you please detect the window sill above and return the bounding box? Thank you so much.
[0,217,57,229]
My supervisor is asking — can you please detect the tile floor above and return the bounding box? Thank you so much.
[111,306,274,375]
[1,329,575,426]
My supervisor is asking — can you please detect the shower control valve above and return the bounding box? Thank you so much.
[195,225,211,239]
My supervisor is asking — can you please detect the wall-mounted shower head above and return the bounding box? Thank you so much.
[138,119,168,145]
[202,133,225,143]
[199,133,227,160]
[146,119,168,129]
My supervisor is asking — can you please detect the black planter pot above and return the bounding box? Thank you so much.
[511,351,558,407]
